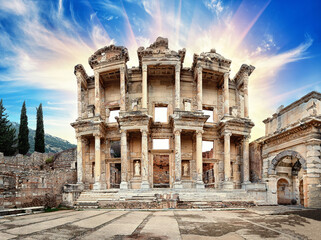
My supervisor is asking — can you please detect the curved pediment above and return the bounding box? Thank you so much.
[192,49,231,71]
[88,45,129,69]
[137,37,186,67]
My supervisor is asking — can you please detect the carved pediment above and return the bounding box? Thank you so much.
[88,45,129,69]
[192,49,232,70]
[137,36,186,67]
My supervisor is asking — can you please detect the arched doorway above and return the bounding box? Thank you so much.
[277,178,291,204]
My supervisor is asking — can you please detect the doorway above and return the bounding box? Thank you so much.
[277,178,291,205]
[153,154,170,188]
[110,163,121,188]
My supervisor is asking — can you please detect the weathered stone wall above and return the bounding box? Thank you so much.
[249,141,263,182]
[0,150,76,209]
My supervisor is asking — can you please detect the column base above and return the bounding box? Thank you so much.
[93,182,106,190]
[76,182,84,191]
[140,181,150,189]
[196,181,205,189]
[222,181,234,190]
[173,181,183,189]
[120,181,129,190]
[242,181,252,190]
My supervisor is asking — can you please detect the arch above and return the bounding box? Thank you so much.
[268,150,307,174]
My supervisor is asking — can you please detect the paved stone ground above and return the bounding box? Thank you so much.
[0,207,320,239]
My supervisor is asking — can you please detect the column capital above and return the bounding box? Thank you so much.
[81,138,89,145]
[224,72,229,79]
[120,129,127,134]
[224,131,232,137]
[196,130,204,136]
[197,66,202,74]
[174,129,182,135]
[243,135,250,141]
[140,129,148,135]
[142,64,147,72]
[93,133,101,138]
[175,63,181,72]
[120,65,125,73]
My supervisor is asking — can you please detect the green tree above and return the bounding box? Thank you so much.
[0,99,17,156]
[34,103,45,153]
[18,101,29,154]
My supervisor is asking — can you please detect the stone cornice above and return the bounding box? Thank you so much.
[74,64,88,79]
[88,45,129,69]
[192,49,232,72]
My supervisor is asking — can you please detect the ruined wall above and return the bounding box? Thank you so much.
[249,141,263,182]
[0,150,76,209]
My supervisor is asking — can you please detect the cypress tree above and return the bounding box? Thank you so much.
[18,101,29,154]
[0,99,17,156]
[34,103,45,153]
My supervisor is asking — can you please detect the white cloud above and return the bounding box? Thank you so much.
[203,0,224,16]
[1,0,27,15]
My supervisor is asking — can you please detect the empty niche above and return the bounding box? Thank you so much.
[153,139,169,149]
[110,141,121,158]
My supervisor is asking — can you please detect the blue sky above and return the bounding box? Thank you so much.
[0,0,321,143]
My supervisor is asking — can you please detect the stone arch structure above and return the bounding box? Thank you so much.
[268,150,307,174]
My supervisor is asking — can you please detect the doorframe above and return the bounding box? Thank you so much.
[151,150,172,188]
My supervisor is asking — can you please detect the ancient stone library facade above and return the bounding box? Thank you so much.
[71,37,321,208]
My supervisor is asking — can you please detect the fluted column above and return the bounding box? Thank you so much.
[197,67,203,111]
[244,76,249,118]
[243,135,250,183]
[141,129,150,189]
[196,130,205,188]
[94,72,101,116]
[120,130,128,189]
[142,64,148,109]
[175,63,181,109]
[93,133,102,190]
[223,131,233,189]
[223,72,229,116]
[120,65,126,111]
[174,129,183,188]
[76,136,83,184]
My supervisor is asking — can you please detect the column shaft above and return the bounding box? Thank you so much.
[175,63,181,109]
[141,129,149,188]
[174,130,182,183]
[243,136,250,183]
[120,130,128,189]
[94,72,101,116]
[76,136,83,184]
[142,64,147,109]
[197,67,203,111]
[224,73,230,115]
[196,131,204,185]
[224,132,231,181]
[94,135,101,188]
[120,66,126,111]
[214,162,219,189]
[244,77,249,118]
[77,78,82,118]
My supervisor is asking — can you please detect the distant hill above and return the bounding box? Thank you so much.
[11,122,76,153]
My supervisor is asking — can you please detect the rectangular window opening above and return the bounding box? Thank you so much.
[153,139,169,150]
[154,107,168,123]
[203,109,213,123]
[202,141,214,158]
[109,109,120,123]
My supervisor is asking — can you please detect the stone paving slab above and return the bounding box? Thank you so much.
[0,208,320,240]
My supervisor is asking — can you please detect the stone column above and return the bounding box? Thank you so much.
[175,63,181,110]
[142,64,148,109]
[94,72,101,116]
[214,162,219,189]
[93,134,102,190]
[196,130,205,188]
[197,67,203,111]
[141,129,150,189]
[120,130,128,189]
[174,129,183,188]
[120,65,126,112]
[223,72,230,116]
[223,132,233,189]
[242,135,251,184]
[234,160,241,189]
[76,77,82,119]
[76,136,83,184]
[244,75,249,118]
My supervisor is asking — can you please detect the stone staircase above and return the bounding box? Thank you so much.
[74,189,261,209]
